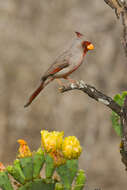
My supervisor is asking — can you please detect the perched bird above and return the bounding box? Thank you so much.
[24,32,94,107]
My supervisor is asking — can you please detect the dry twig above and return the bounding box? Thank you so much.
[120,95,127,170]
[60,80,127,169]
[104,0,127,56]
[60,80,122,116]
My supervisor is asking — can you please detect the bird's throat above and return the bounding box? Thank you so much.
[83,49,87,57]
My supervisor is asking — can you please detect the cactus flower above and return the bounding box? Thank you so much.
[50,150,66,166]
[62,136,82,159]
[41,130,66,166]
[17,139,32,158]
[0,162,5,172]
[41,130,64,153]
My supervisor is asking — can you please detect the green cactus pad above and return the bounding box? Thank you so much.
[0,171,13,190]
[33,148,45,179]
[55,182,64,190]
[45,154,55,178]
[18,179,55,190]
[56,159,78,190]
[74,170,86,190]
[7,159,26,184]
[19,157,33,181]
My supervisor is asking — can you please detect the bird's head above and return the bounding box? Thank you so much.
[75,31,94,54]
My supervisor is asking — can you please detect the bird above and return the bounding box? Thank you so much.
[24,31,94,107]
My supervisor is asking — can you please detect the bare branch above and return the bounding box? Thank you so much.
[120,95,127,170]
[104,0,124,18]
[60,80,127,169]
[104,0,127,56]
[121,4,127,55]
[60,80,122,116]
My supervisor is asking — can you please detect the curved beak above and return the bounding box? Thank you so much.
[87,43,94,50]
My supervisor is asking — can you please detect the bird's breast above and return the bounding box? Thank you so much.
[54,52,84,78]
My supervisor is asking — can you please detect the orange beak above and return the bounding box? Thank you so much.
[87,43,94,50]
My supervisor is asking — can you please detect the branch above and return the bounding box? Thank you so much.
[120,95,127,170]
[104,0,127,56]
[60,80,122,116]
[104,0,124,18]
[60,80,127,169]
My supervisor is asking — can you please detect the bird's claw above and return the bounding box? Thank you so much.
[58,86,66,92]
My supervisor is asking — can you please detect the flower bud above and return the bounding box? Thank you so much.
[17,139,32,158]
[62,136,82,159]
[41,130,64,153]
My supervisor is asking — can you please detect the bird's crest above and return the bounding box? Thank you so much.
[75,31,83,38]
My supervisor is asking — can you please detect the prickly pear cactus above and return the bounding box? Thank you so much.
[0,130,86,190]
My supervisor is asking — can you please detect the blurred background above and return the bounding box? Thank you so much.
[0,0,127,189]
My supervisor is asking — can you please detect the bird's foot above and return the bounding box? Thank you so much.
[58,86,66,92]
[56,79,66,91]
[65,77,77,84]
[56,79,65,86]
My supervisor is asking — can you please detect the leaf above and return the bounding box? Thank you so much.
[111,112,122,137]
[114,94,122,106]
[111,91,127,137]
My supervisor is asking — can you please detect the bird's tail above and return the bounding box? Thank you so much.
[24,81,44,108]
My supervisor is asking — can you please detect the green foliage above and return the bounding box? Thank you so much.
[111,91,127,137]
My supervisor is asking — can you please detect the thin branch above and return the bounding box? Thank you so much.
[122,95,127,145]
[60,80,127,169]
[104,0,127,56]
[104,0,124,18]
[60,80,122,116]
[120,95,127,170]
[121,4,127,55]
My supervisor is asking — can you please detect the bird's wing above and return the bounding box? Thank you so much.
[42,53,70,80]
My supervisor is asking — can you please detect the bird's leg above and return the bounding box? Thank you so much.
[58,77,77,92]
[64,76,77,84]
[55,79,66,92]
[56,79,65,86]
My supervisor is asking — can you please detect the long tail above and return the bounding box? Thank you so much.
[24,82,44,108]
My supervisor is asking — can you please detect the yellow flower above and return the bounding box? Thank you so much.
[41,130,64,153]
[0,162,5,172]
[17,139,32,158]
[62,136,82,159]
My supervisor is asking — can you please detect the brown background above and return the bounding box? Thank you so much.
[0,0,127,189]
